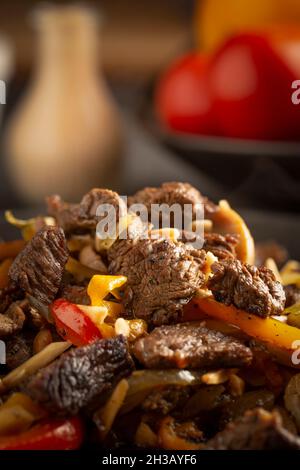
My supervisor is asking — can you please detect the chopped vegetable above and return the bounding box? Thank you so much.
[280,261,300,287]
[95,379,129,440]
[65,257,101,282]
[0,393,46,418]
[211,200,255,264]
[265,258,282,283]
[135,421,158,448]
[87,274,127,306]
[183,385,225,418]
[0,417,84,450]
[0,239,26,261]
[0,393,46,436]
[284,373,300,431]
[77,305,118,338]
[33,328,53,354]
[201,369,237,385]
[51,299,102,346]
[158,417,203,450]
[79,245,108,273]
[187,297,300,359]
[5,211,55,241]
[78,302,124,321]
[228,374,245,397]
[115,318,148,342]
[0,258,13,289]
[0,406,36,436]
[120,370,202,415]
[286,304,300,328]
[0,342,71,394]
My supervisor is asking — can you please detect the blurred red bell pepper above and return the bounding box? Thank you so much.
[51,299,102,347]
[209,28,300,141]
[155,53,216,135]
[0,417,84,450]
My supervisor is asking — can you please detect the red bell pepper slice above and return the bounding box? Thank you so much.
[0,417,84,450]
[51,299,102,347]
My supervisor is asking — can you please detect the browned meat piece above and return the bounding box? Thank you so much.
[0,284,23,314]
[203,233,238,260]
[25,336,134,415]
[208,259,286,317]
[206,408,300,450]
[9,227,68,305]
[133,323,253,369]
[5,334,32,370]
[25,304,44,330]
[47,188,126,234]
[109,238,206,326]
[128,182,217,221]
[142,386,191,415]
[59,285,90,305]
[0,302,26,338]
[284,284,300,308]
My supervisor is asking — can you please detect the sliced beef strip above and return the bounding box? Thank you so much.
[284,284,300,308]
[5,334,32,370]
[133,323,253,369]
[208,259,286,317]
[0,301,26,338]
[109,238,207,326]
[47,188,126,234]
[128,182,217,222]
[203,233,238,260]
[59,285,90,305]
[24,335,134,415]
[9,226,69,305]
[205,408,300,450]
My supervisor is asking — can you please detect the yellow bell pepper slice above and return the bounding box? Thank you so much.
[87,275,127,306]
[5,211,55,241]
[186,297,300,353]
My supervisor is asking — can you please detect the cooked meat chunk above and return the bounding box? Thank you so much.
[206,408,300,450]
[47,188,126,234]
[284,284,300,308]
[128,182,217,221]
[109,238,207,326]
[5,334,31,370]
[25,336,134,415]
[0,284,23,314]
[25,304,44,329]
[208,259,286,317]
[59,285,90,305]
[203,233,238,260]
[142,386,191,415]
[0,302,26,338]
[133,323,253,369]
[9,227,68,305]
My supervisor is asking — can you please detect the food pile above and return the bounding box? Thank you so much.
[0,182,300,450]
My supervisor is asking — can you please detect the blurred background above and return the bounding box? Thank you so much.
[0,0,299,243]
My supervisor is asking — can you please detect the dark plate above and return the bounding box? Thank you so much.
[1,208,300,260]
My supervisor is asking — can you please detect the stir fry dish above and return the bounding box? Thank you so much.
[0,182,300,450]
